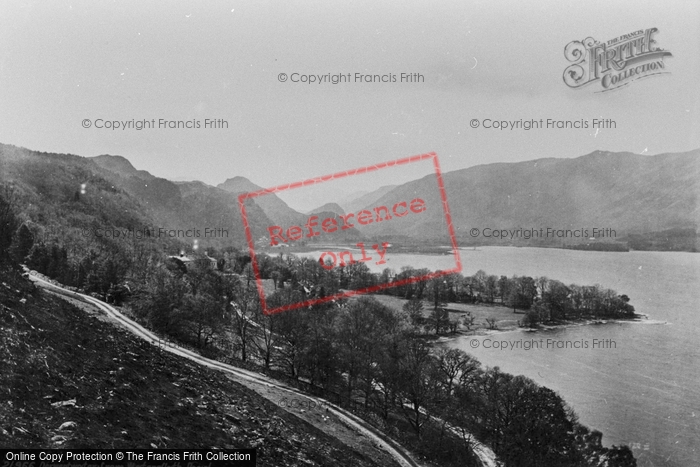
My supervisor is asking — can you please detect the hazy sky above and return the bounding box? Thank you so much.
[1,0,698,210]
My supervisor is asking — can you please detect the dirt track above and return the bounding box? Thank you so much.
[30,273,421,467]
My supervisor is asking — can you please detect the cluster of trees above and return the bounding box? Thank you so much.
[129,258,248,350]
[525,282,635,327]
[0,185,30,266]
[0,185,19,264]
[383,267,635,322]
[125,254,635,466]
[217,254,635,323]
[255,256,638,332]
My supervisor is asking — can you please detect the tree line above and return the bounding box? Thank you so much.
[125,254,635,467]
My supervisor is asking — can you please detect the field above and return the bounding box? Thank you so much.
[369,293,524,333]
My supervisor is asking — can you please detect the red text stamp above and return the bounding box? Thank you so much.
[238,152,461,315]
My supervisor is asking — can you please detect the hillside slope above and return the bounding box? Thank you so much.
[0,268,391,467]
[342,185,397,214]
[218,176,306,228]
[0,144,274,252]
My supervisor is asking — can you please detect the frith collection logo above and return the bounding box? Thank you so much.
[563,28,672,92]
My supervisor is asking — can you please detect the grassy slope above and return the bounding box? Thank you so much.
[0,268,385,467]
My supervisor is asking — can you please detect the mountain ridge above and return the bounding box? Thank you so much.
[0,143,274,252]
[356,148,699,249]
[218,176,306,228]
[2,142,698,251]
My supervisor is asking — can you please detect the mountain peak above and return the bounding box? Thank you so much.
[91,154,155,180]
[217,176,305,226]
[217,176,262,194]
[309,202,345,216]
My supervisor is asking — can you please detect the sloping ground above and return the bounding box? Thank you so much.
[24,272,417,467]
[0,268,388,467]
[0,143,274,251]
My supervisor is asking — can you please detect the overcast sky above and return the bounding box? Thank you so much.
[1,0,698,210]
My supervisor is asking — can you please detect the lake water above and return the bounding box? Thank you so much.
[298,246,700,466]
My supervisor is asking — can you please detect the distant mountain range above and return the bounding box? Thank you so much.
[1,143,697,252]
[358,149,700,250]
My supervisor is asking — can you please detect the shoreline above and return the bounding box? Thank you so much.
[261,242,699,255]
[370,294,652,344]
[430,312,652,344]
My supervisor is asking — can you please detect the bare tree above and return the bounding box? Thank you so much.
[485,317,498,330]
[434,348,479,397]
[397,339,437,438]
[251,305,278,369]
[227,275,259,362]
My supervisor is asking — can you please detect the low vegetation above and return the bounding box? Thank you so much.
[0,268,387,467]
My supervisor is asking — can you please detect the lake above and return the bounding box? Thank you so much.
[297,246,700,466]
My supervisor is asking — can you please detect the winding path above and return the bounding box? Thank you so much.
[28,272,421,467]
